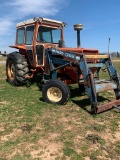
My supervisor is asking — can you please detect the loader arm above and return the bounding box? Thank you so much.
[45,48,120,114]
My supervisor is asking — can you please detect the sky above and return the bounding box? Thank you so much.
[0,0,120,53]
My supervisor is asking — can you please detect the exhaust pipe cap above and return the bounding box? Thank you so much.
[74,24,83,31]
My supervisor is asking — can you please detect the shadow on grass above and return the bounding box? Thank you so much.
[70,87,111,114]
[25,76,43,91]
[26,80,116,114]
[69,87,85,98]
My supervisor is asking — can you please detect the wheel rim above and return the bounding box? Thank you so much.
[47,87,62,102]
[8,60,15,80]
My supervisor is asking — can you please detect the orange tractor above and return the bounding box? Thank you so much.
[6,17,120,114]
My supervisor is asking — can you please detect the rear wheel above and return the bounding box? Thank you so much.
[6,52,29,86]
[42,79,70,105]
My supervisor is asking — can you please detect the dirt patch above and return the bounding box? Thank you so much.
[31,139,63,159]
[101,128,120,144]
[0,129,22,141]
[8,149,22,159]
[114,131,120,141]
[0,101,8,105]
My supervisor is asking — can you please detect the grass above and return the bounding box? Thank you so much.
[0,61,120,160]
[0,56,6,61]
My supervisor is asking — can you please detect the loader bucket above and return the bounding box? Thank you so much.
[96,99,120,113]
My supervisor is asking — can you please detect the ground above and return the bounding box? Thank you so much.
[0,59,120,160]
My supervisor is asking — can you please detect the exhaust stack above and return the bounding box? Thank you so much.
[74,24,83,48]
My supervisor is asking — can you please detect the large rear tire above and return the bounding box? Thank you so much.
[6,52,29,86]
[42,79,70,105]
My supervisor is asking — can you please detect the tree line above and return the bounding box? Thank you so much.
[110,52,120,58]
[0,51,7,56]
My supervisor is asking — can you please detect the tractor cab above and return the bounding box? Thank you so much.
[10,17,66,67]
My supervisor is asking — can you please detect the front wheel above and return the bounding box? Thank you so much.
[42,79,70,105]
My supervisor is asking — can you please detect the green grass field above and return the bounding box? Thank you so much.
[0,56,6,61]
[0,62,120,160]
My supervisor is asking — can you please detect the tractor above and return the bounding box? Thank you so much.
[6,17,120,114]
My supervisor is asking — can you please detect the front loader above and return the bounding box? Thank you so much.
[6,17,120,114]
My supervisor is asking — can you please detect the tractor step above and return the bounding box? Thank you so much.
[96,99,120,113]
[95,80,117,93]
